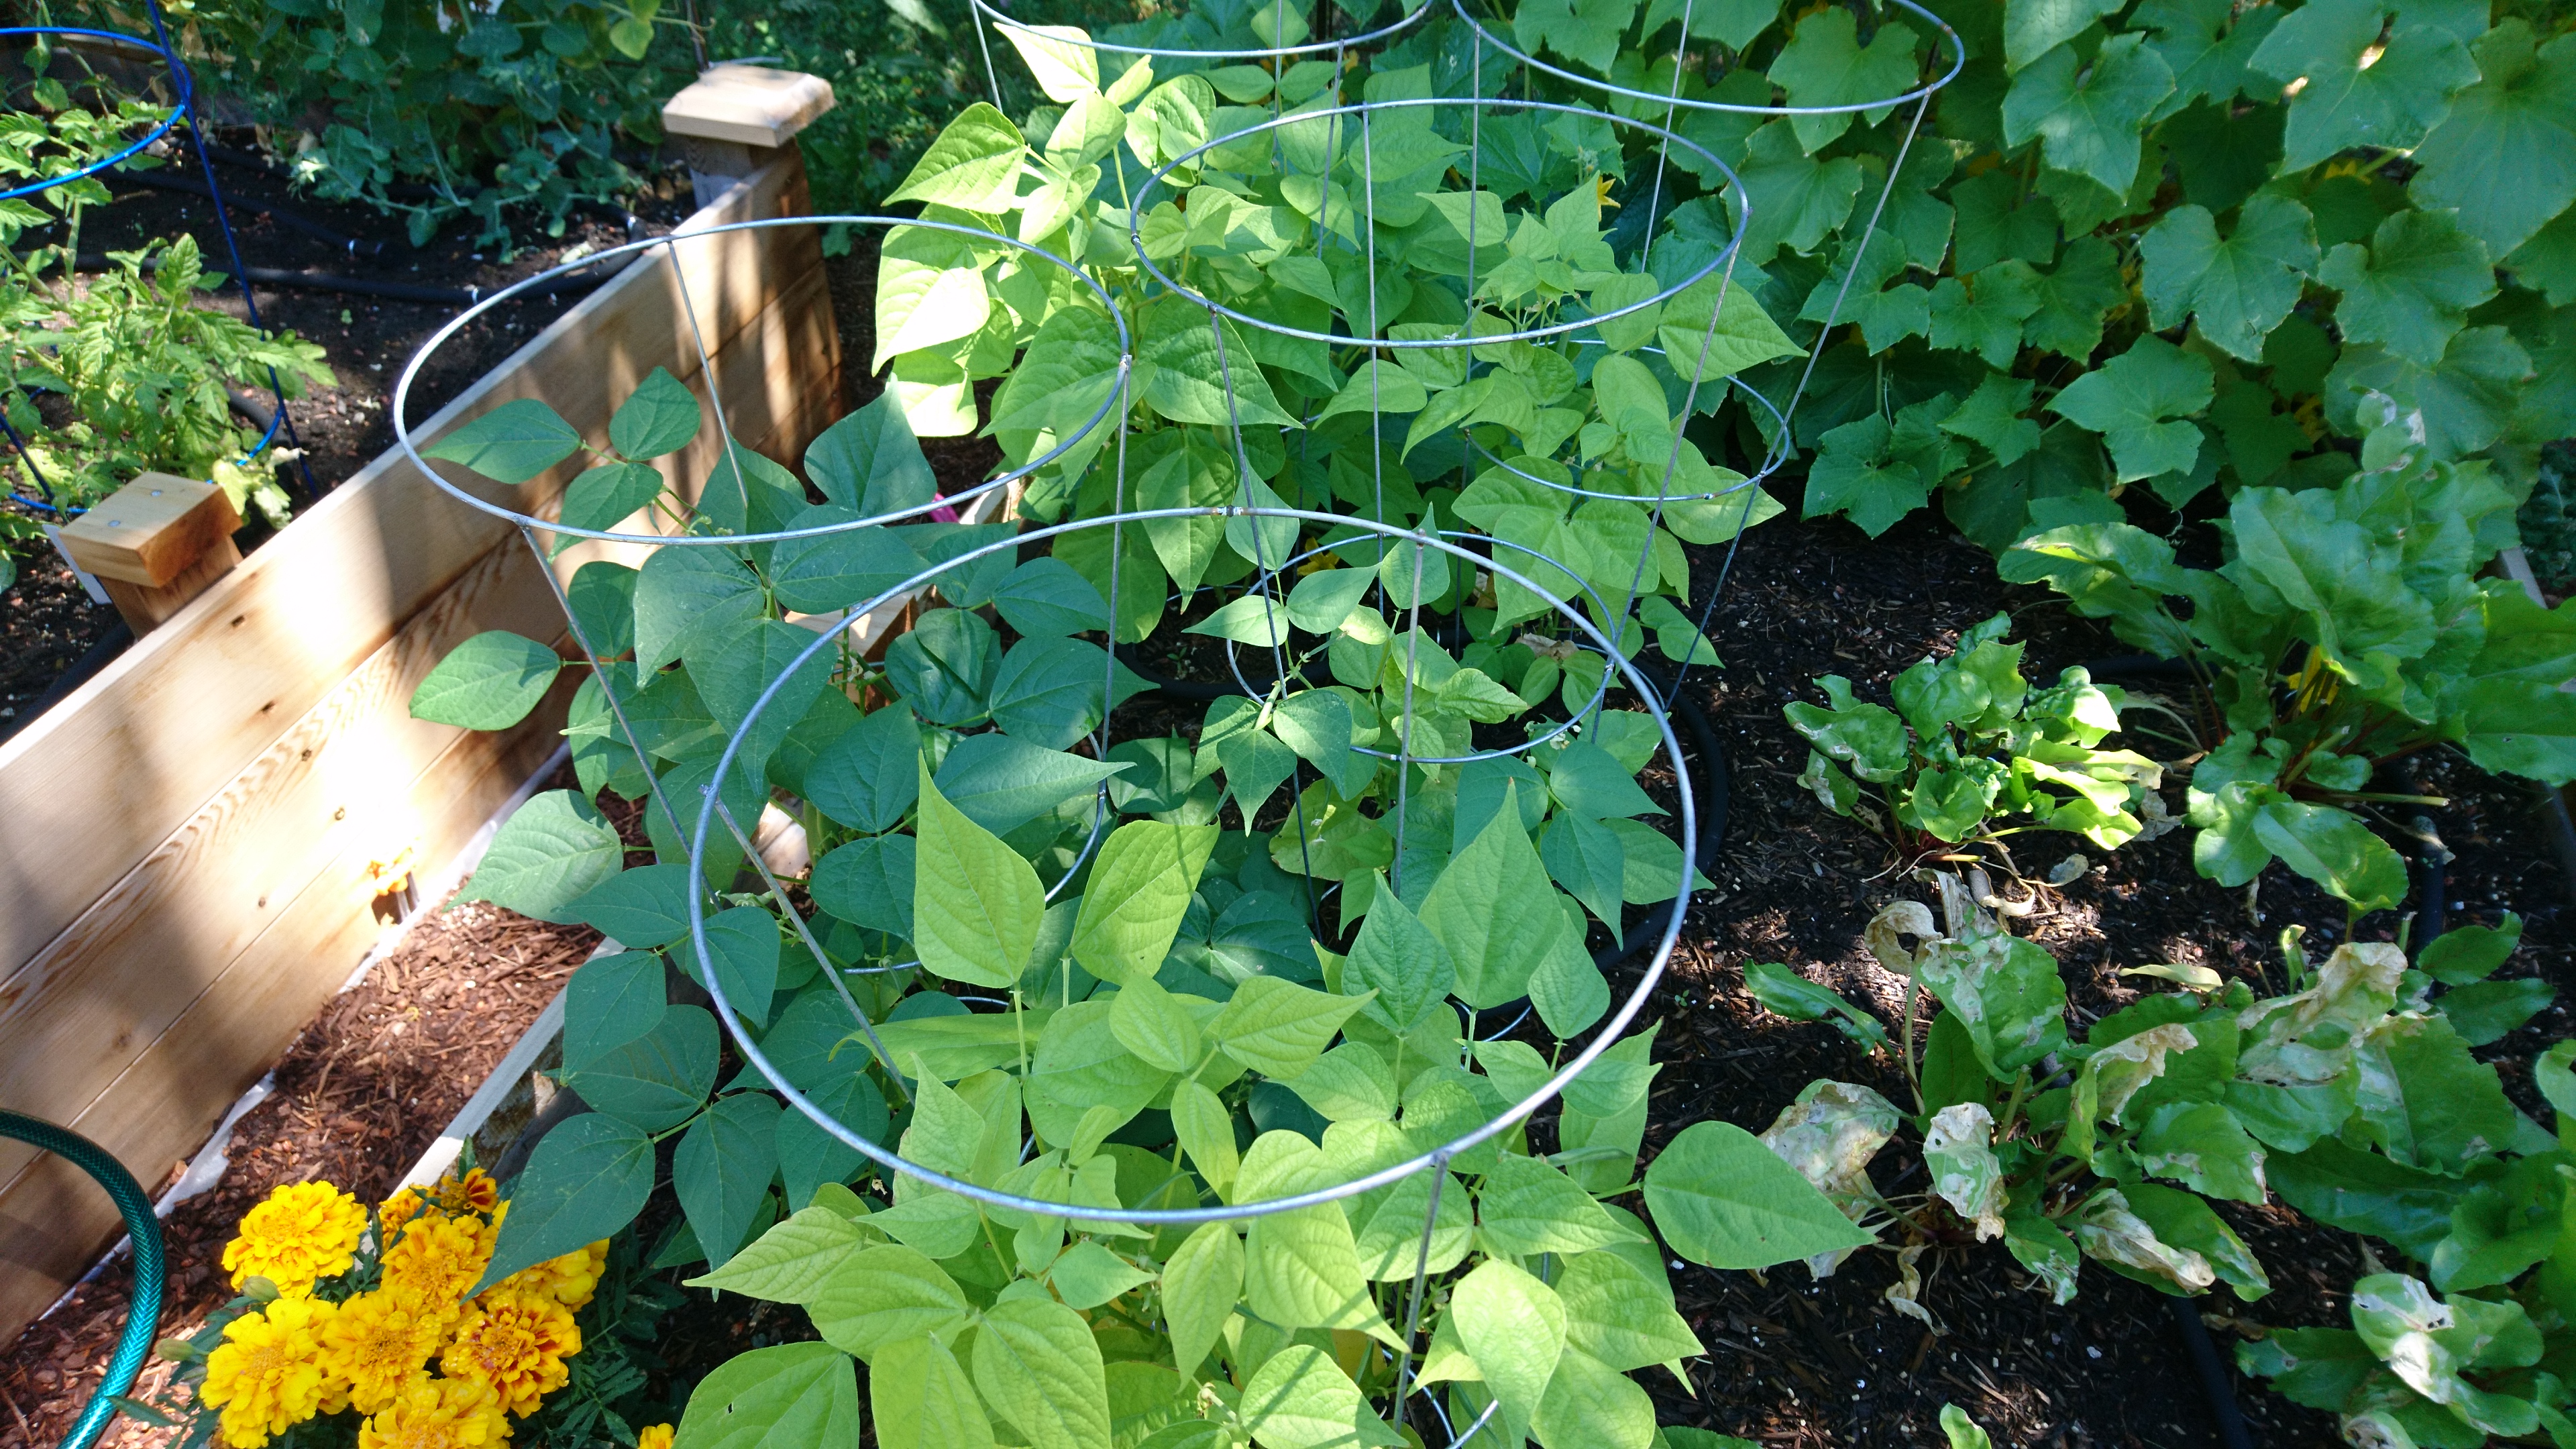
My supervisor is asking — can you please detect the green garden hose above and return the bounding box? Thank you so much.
[0,1112,164,1449]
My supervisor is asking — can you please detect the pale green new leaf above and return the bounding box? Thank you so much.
[674,1343,859,1449]
[912,761,1044,989]
[1644,1120,1877,1268]
[888,103,1028,211]
[1073,822,1218,985]
[970,1293,1112,1449]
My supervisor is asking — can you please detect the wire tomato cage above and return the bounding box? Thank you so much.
[397,207,1703,1446]
[966,0,1964,713]
[0,7,320,521]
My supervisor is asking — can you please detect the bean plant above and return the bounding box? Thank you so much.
[409,347,1848,1446]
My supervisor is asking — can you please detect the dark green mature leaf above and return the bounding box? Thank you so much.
[1928,264,2043,368]
[426,397,583,484]
[2353,1013,2526,1173]
[806,704,922,835]
[2139,194,2318,360]
[1731,122,1865,266]
[2318,209,2496,366]
[933,732,1129,835]
[678,1093,783,1270]
[2409,22,2576,258]
[2023,237,2127,358]
[633,543,764,673]
[570,862,696,948]
[1343,887,1456,1034]
[564,951,668,1070]
[1804,415,1927,537]
[2250,0,2479,172]
[1423,786,1564,1009]
[804,391,938,517]
[2419,913,2524,985]
[2436,977,2555,1046]
[411,631,561,729]
[2002,34,2174,197]
[811,835,917,941]
[1941,372,2043,466]
[769,506,926,614]
[2253,798,2408,910]
[991,636,1149,750]
[2006,0,2122,72]
[674,1342,859,1449]
[556,462,667,542]
[463,790,624,922]
[473,1113,657,1293]
[1645,1120,1876,1268]
[883,608,999,727]
[2326,327,2531,461]
[610,366,702,460]
[992,557,1111,637]
[1768,9,1921,152]
[568,1004,719,1132]
[2267,1138,2463,1258]
[2047,337,2215,481]
[1511,0,1641,70]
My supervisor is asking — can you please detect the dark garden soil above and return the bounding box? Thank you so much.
[0,551,119,741]
[0,133,695,719]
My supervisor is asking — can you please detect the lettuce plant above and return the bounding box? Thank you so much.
[2000,404,2576,912]
[1744,888,2559,1340]
[1784,610,2164,854]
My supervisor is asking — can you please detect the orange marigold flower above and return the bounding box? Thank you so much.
[635,1425,674,1449]
[356,1375,509,1449]
[315,1288,443,1415]
[200,1297,336,1448]
[378,1213,492,1325]
[378,1188,425,1238]
[439,1289,581,1418]
[500,1240,608,1311]
[432,1169,500,1216]
[222,1182,368,1297]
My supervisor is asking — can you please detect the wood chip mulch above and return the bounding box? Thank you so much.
[0,894,597,1449]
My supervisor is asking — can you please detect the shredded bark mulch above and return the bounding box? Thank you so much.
[0,891,596,1449]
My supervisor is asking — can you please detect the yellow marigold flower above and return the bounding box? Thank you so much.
[440,1289,581,1418]
[433,1169,501,1216]
[379,1213,492,1324]
[635,1424,674,1449]
[357,1376,509,1449]
[201,1297,336,1449]
[501,1240,608,1311]
[222,1182,368,1297]
[379,1188,425,1237]
[316,1289,443,1415]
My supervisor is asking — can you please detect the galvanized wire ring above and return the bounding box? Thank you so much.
[393,215,1131,548]
[1446,0,1967,117]
[684,504,1697,1226]
[1126,95,1749,350]
[968,0,1434,64]
[0,27,189,203]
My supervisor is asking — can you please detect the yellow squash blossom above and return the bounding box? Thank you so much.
[222,1182,368,1297]
[316,1288,444,1415]
[379,1213,494,1324]
[635,1425,674,1449]
[357,1376,510,1449]
[502,1240,609,1311]
[200,1297,337,1448]
[440,1289,581,1418]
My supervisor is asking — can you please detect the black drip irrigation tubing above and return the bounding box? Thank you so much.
[70,249,628,305]
[113,166,384,257]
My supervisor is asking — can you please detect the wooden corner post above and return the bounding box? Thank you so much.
[661,65,835,211]
[58,473,243,633]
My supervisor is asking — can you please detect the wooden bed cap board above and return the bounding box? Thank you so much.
[0,146,838,1346]
[59,476,241,587]
[662,64,836,149]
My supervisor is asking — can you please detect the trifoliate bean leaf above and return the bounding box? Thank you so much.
[2046,338,2216,482]
[2318,209,2496,367]
[2249,0,2478,172]
[2138,193,2318,361]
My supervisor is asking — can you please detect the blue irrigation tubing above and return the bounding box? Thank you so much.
[0,28,188,203]
[0,1112,164,1449]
